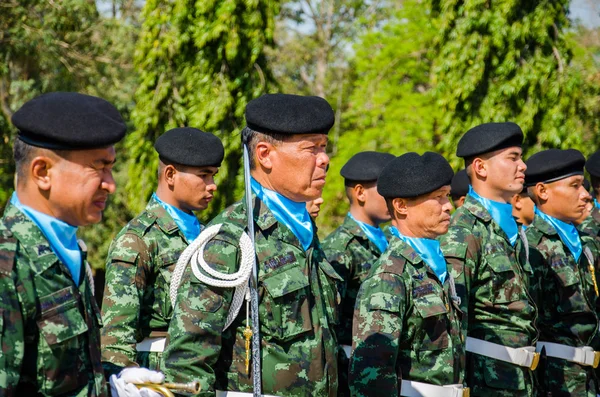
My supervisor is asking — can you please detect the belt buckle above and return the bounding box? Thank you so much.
[529,352,540,371]
[462,387,470,397]
[594,351,600,369]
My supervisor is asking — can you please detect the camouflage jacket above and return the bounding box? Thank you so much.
[349,236,465,396]
[162,194,342,397]
[578,206,600,238]
[322,214,383,346]
[0,202,106,397]
[101,196,189,375]
[526,214,600,396]
[439,195,538,396]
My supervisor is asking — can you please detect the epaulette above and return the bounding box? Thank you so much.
[375,253,406,277]
[123,214,155,238]
[525,226,544,247]
[451,208,477,230]
[0,226,17,275]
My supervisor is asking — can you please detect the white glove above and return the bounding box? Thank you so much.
[109,367,165,397]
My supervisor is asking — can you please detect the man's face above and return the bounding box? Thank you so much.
[268,134,329,202]
[306,196,324,219]
[542,175,590,223]
[480,146,527,196]
[172,166,219,213]
[403,185,453,239]
[363,183,391,225]
[49,146,116,226]
[511,192,535,226]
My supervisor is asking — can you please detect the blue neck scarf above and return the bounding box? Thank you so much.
[10,193,82,285]
[153,193,201,243]
[595,199,599,210]
[535,207,582,261]
[349,213,388,254]
[389,226,447,283]
[251,178,314,251]
[469,186,518,246]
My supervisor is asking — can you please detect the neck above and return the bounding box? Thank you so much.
[349,206,378,227]
[16,185,57,218]
[471,183,512,203]
[537,204,574,224]
[155,185,193,214]
[392,218,423,238]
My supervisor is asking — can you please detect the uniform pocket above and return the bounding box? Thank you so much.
[318,260,343,326]
[482,357,526,391]
[262,265,311,341]
[488,254,522,304]
[37,286,88,395]
[413,291,449,351]
[553,265,589,314]
[158,250,181,318]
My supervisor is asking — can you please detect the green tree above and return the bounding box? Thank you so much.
[431,0,600,167]
[126,0,279,219]
[319,0,437,233]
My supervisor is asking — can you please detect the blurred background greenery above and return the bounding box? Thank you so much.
[1,0,599,269]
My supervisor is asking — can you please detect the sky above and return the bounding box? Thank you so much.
[571,0,600,28]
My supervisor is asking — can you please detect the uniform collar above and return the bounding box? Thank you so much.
[533,207,582,261]
[465,187,518,246]
[3,198,73,279]
[347,213,388,254]
[152,193,201,242]
[389,226,447,283]
[146,196,180,234]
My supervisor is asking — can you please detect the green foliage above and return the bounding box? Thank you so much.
[319,0,438,234]
[430,0,600,167]
[127,0,279,220]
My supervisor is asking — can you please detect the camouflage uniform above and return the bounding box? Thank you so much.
[323,214,384,396]
[101,196,189,376]
[578,206,600,238]
[162,194,342,397]
[349,236,465,396]
[0,202,106,396]
[526,214,600,396]
[440,195,539,396]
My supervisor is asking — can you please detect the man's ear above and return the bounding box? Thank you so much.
[30,156,54,191]
[471,157,488,179]
[534,183,549,202]
[392,197,408,216]
[163,164,177,188]
[255,142,274,170]
[354,184,366,204]
[511,194,522,210]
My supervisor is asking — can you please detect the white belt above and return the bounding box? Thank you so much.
[465,337,539,370]
[537,341,600,368]
[341,344,352,359]
[135,337,166,353]
[216,391,280,397]
[401,380,469,397]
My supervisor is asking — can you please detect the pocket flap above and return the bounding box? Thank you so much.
[487,254,514,274]
[159,250,181,267]
[554,266,580,287]
[442,242,467,259]
[413,293,447,318]
[262,266,309,298]
[367,292,401,313]
[38,305,88,345]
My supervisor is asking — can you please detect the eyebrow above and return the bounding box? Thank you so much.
[93,158,116,166]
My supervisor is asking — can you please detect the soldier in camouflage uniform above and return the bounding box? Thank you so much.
[101,128,224,377]
[349,152,466,397]
[524,149,600,396]
[162,94,342,396]
[440,122,539,397]
[578,151,600,237]
[321,151,394,396]
[0,92,125,396]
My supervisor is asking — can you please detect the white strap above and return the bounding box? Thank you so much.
[341,344,352,359]
[537,341,599,367]
[135,337,166,353]
[216,391,280,397]
[400,380,466,397]
[466,337,538,368]
[170,224,255,330]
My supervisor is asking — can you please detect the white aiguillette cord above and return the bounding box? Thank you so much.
[169,223,255,330]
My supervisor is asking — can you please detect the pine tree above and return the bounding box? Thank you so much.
[126,0,278,218]
[431,0,600,166]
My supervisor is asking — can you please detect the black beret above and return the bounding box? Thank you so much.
[11,92,126,150]
[525,149,585,186]
[154,127,224,167]
[585,150,600,178]
[584,178,591,193]
[245,94,334,135]
[340,151,395,183]
[377,152,454,198]
[456,122,524,158]
[450,169,470,198]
